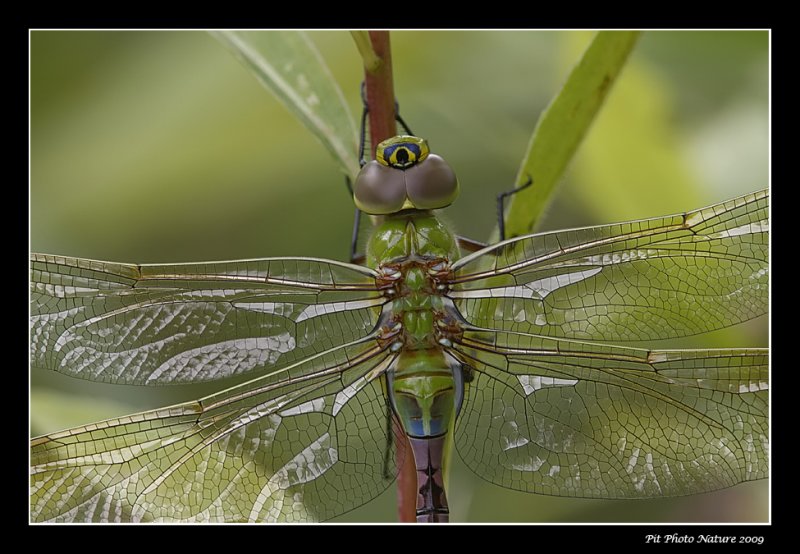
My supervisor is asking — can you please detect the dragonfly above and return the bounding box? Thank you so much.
[30,134,769,523]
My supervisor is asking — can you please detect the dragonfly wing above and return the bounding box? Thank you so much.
[450,190,768,341]
[449,331,768,498]
[31,337,401,522]
[31,255,384,384]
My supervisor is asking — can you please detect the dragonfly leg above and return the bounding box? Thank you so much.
[456,235,488,254]
[382,402,394,480]
[497,175,533,241]
[347,83,376,264]
[343,176,366,263]
[395,102,414,135]
[358,82,369,167]
[350,208,366,265]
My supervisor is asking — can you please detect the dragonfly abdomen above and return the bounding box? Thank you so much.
[389,349,457,523]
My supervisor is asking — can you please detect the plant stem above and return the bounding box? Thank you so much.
[393,421,416,523]
[361,30,415,523]
[363,31,398,158]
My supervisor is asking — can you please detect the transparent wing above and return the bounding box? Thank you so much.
[449,190,768,341]
[31,335,401,522]
[450,329,768,498]
[31,254,385,384]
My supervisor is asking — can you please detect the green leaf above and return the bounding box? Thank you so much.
[212,31,360,178]
[504,31,641,237]
[567,35,705,222]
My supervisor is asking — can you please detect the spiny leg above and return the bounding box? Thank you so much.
[382,402,395,480]
[456,235,489,254]
[457,176,535,252]
[497,175,533,242]
[345,176,366,264]
[346,84,370,264]
[395,109,413,136]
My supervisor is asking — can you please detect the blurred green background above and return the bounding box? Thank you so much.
[30,30,768,523]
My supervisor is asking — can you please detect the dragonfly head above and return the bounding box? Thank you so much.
[353,135,460,215]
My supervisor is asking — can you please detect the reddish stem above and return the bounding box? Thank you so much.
[361,30,415,523]
[364,31,398,157]
[393,419,417,523]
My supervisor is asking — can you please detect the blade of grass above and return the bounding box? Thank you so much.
[212,31,360,178]
[504,31,641,237]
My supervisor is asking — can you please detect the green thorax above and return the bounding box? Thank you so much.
[367,210,460,350]
[366,210,460,267]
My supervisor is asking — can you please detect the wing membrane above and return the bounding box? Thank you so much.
[450,190,768,341]
[31,255,385,384]
[450,329,768,498]
[31,336,401,522]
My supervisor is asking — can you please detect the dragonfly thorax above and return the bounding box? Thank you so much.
[369,208,462,350]
[367,211,461,268]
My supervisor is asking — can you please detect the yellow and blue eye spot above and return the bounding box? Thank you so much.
[376,135,430,169]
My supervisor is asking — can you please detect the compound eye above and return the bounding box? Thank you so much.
[353,161,407,215]
[404,154,459,210]
[376,135,430,169]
